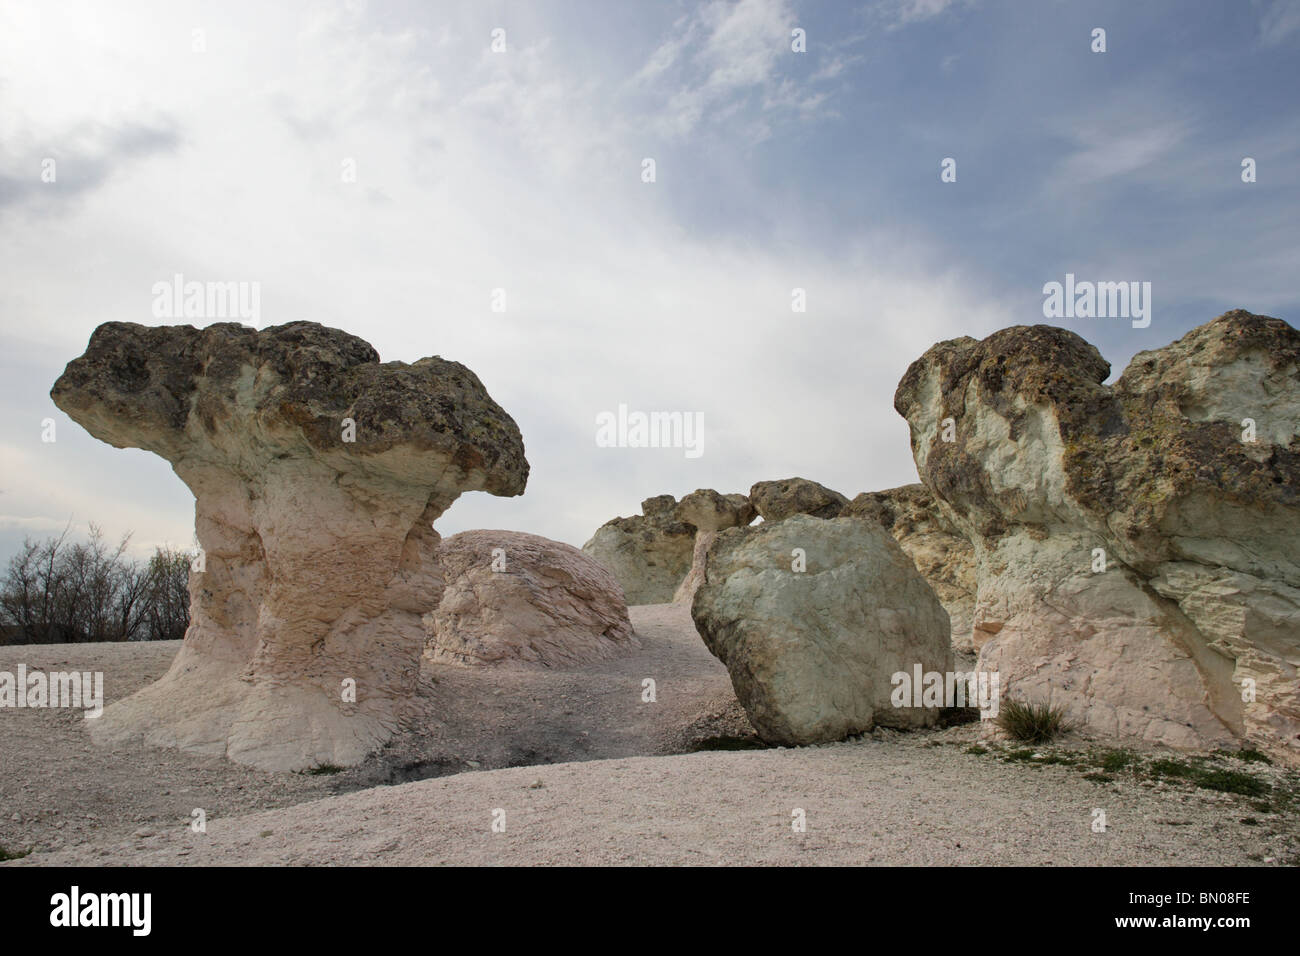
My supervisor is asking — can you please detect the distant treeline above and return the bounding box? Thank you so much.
[0,527,192,645]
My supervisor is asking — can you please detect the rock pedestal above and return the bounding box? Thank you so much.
[52,321,528,771]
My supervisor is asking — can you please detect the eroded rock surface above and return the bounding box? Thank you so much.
[691,514,952,745]
[844,485,978,653]
[672,530,718,605]
[748,477,849,521]
[581,496,696,605]
[582,489,753,605]
[674,489,755,532]
[894,310,1300,762]
[51,321,527,771]
[427,530,636,667]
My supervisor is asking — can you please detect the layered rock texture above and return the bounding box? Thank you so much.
[51,321,528,771]
[894,310,1300,763]
[582,490,754,604]
[427,530,636,667]
[844,486,978,653]
[748,477,849,521]
[691,514,952,745]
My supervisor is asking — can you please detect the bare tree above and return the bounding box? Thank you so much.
[0,528,193,644]
[143,546,192,641]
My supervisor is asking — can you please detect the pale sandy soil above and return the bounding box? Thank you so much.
[3,604,1297,866]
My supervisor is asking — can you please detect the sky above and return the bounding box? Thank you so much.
[1,0,1298,565]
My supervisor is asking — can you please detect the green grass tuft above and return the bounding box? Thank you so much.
[1218,748,1273,765]
[996,699,1075,744]
[1149,758,1270,796]
[1096,749,1137,773]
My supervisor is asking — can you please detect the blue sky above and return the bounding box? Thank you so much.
[1,0,1298,565]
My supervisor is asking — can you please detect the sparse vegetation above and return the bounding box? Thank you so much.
[690,735,766,752]
[1219,748,1273,765]
[1097,749,1136,773]
[963,743,1289,805]
[0,844,33,861]
[996,699,1075,744]
[304,764,344,775]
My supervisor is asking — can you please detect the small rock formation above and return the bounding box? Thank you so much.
[581,496,697,605]
[674,489,756,532]
[844,485,978,653]
[427,530,636,667]
[582,489,754,605]
[748,477,849,521]
[895,310,1300,763]
[51,321,528,771]
[691,514,952,745]
[669,489,757,604]
[672,530,718,605]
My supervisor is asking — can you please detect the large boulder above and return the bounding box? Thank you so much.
[844,485,978,653]
[691,514,952,745]
[895,310,1300,763]
[51,321,527,771]
[748,477,849,521]
[427,530,636,667]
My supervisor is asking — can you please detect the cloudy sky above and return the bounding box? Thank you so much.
[1,0,1298,564]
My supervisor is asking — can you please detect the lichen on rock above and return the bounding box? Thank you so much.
[51,320,528,772]
[894,310,1300,763]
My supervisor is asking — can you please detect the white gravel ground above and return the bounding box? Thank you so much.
[3,604,1296,866]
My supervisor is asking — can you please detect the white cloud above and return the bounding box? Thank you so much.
[1054,119,1191,184]
[1257,0,1300,46]
[883,0,975,29]
[0,0,1010,557]
[625,0,850,143]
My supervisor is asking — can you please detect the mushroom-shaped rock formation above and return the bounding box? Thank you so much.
[582,490,756,605]
[669,489,757,604]
[748,477,850,521]
[843,485,978,653]
[691,514,952,745]
[51,321,528,771]
[426,530,636,667]
[894,310,1300,762]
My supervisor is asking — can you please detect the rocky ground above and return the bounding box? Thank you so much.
[3,604,1297,866]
